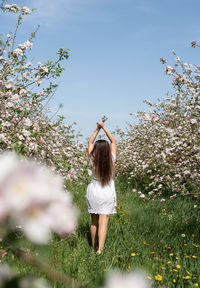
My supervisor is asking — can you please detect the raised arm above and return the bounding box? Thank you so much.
[97,121,117,159]
[88,125,101,157]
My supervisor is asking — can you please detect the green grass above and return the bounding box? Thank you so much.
[1,179,200,287]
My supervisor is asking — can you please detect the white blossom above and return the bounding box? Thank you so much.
[101,270,152,288]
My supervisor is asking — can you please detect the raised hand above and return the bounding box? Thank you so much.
[97,121,105,129]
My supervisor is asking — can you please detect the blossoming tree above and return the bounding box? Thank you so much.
[0,1,88,183]
[116,47,200,199]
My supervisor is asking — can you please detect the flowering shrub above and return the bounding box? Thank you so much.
[0,1,87,182]
[116,48,200,198]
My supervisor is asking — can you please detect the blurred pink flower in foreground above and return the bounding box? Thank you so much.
[0,152,79,244]
[101,270,152,288]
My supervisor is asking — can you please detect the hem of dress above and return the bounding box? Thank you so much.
[88,210,116,215]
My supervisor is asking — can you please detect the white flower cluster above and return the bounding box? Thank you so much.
[0,152,78,244]
[21,6,31,15]
[101,270,152,288]
[4,4,31,14]
[5,4,20,13]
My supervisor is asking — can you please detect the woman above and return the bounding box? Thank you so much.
[86,120,117,254]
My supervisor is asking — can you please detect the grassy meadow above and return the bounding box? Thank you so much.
[1,179,200,287]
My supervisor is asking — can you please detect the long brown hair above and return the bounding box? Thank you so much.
[91,140,114,186]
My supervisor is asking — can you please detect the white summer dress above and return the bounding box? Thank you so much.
[86,152,117,215]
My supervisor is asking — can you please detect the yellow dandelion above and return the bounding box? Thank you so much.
[155,274,162,281]
[167,261,171,264]
[186,271,190,274]
[173,279,176,283]
[193,244,199,247]
[131,253,136,256]
[185,255,190,258]
[192,255,197,258]
[194,283,199,287]
[176,265,181,269]
[169,253,174,256]
[150,251,156,254]
[161,266,165,270]
[163,213,167,215]
[173,269,178,272]
[147,276,152,280]
[183,276,191,279]
[194,277,197,280]
[175,257,179,259]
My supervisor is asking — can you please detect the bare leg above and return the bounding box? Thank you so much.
[98,214,109,253]
[90,214,99,250]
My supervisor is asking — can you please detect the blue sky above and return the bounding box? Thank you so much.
[1,0,200,141]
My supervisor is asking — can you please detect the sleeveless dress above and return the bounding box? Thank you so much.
[86,152,117,214]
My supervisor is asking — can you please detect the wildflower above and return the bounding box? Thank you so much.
[181,234,185,237]
[193,244,199,247]
[192,234,195,237]
[182,276,191,279]
[169,253,174,256]
[154,274,162,281]
[194,284,199,287]
[173,279,176,283]
[176,265,180,269]
[150,252,156,254]
[173,269,178,272]
[131,253,136,256]
[192,255,197,259]
[167,261,171,264]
